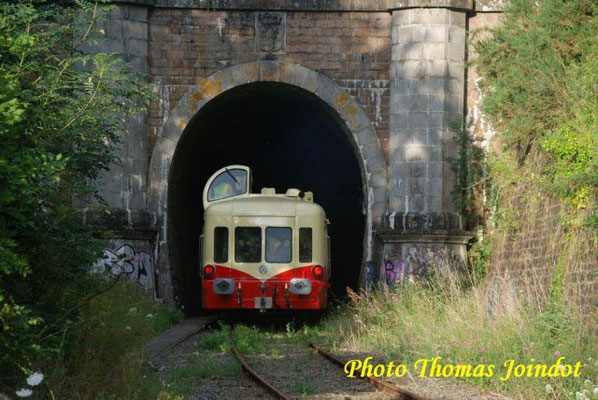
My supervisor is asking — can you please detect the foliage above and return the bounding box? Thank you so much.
[465,235,491,284]
[448,125,487,229]
[201,323,267,354]
[473,0,598,220]
[319,285,598,399]
[49,281,183,399]
[165,355,241,397]
[447,124,491,280]
[0,0,151,394]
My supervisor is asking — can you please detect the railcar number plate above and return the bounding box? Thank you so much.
[254,297,272,309]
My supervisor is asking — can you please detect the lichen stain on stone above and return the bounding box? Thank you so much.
[344,105,358,118]
[177,118,186,129]
[198,78,223,99]
[241,65,258,82]
[333,92,359,127]
[190,91,202,111]
[279,63,291,81]
[335,95,358,116]
[346,117,358,130]
[333,92,350,108]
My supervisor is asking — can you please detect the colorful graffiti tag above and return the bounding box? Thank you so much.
[383,245,463,286]
[91,244,153,290]
[364,261,376,287]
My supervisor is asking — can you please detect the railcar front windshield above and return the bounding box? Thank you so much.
[235,227,261,263]
[207,168,247,202]
[266,227,292,263]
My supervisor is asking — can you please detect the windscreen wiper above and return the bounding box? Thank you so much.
[225,168,240,184]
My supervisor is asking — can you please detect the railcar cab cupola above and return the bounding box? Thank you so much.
[202,165,252,209]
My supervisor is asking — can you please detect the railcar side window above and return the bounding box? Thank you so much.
[214,227,228,263]
[207,169,247,202]
[299,228,312,263]
[266,227,292,263]
[235,227,261,263]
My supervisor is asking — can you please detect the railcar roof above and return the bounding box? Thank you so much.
[204,195,325,217]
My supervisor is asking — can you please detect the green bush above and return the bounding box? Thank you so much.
[473,0,598,221]
[0,0,152,394]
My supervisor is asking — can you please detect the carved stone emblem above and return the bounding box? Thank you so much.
[255,12,286,55]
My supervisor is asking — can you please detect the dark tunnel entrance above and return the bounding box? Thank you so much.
[167,82,365,314]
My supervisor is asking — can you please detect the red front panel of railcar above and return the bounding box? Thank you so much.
[202,265,328,310]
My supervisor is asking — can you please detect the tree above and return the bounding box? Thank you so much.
[0,0,150,390]
[473,0,598,222]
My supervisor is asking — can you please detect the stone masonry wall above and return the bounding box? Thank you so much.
[466,12,502,144]
[85,1,509,303]
[80,4,152,229]
[146,9,392,159]
[488,192,598,316]
[81,1,597,319]
[389,8,466,215]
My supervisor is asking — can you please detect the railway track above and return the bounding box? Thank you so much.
[151,319,501,399]
[228,329,425,400]
[148,318,425,399]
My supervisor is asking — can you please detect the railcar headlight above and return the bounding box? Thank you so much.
[213,278,234,295]
[312,265,323,278]
[290,278,312,295]
[203,264,215,278]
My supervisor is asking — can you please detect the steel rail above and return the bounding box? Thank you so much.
[309,342,426,400]
[229,330,291,400]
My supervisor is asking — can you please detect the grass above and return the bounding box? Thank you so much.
[289,380,317,396]
[169,275,598,399]
[201,322,269,354]
[164,355,241,397]
[45,281,184,399]
[317,280,598,399]
[51,273,595,399]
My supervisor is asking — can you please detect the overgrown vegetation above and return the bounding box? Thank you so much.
[0,1,166,397]
[200,323,269,354]
[320,6,598,399]
[49,281,183,399]
[473,0,598,225]
[165,354,241,397]
[194,285,597,399]
[318,282,598,399]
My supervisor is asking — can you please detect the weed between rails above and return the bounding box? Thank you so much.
[164,354,241,397]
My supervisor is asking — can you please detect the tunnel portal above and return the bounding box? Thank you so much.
[167,82,366,313]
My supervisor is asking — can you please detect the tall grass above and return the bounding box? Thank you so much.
[320,280,598,399]
[45,281,183,399]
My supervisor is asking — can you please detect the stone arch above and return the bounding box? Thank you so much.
[147,61,387,301]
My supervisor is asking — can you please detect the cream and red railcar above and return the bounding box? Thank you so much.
[200,165,330,312]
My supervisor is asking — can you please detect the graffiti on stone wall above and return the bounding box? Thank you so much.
[384,258,409,285]
[91,244,153,290]
[364,261,376,287]
[383,245,464,287]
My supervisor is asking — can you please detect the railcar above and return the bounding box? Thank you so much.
[200,165,330,312]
